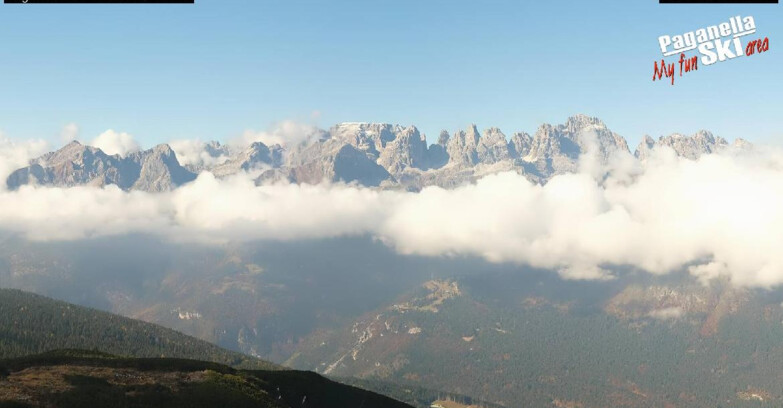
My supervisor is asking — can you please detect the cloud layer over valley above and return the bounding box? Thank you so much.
[1,132,782,288]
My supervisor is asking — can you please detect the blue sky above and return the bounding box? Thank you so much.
[0,0,781,149]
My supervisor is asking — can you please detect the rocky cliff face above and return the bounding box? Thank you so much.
[508,131,533,159]
[446,124,482,166]
[329,122,397,159]
[5,115,752,192]
[6,141,196,192]
[128,144,197,192]
[280,138,392,187]
[211,141,283,178]
[635,130,728,161]
[376,126,428,176]
[525,115,630,177]
[477,127,512,165]
[6,141,134,190]
[425,131,450,170]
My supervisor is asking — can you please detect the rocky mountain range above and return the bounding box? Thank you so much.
[6,141,196,192]
[5,115,749,192]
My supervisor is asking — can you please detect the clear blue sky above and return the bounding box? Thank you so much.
[0,0,781,148]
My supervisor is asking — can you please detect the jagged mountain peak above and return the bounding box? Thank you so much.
[476,127,511,164]
[734,138,753,150]
[446,125,482,166]
[131,145,196,192]
[564,114,607,132]
[466,123,480,136]
[509,132,533,159]
[482,127,504,137]
[151,143,175,154]
[396,125,424,140]
[437,130,450,145]
[210,140,282,177]
[5,116,753,192]
[7,141,195,192]
[328,122,424,163]
[330,122,396,147]
[636,130,730,160]
[40,140,105,164]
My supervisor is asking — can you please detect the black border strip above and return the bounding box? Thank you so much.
[660,0,777,3]
[5,0,193,3]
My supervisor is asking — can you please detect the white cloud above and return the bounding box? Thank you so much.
[169,139,230,168]
[3,140,783,288]
[60,123,79,144]
[92,129,140,157]
[0,135,49,190]
[234,120,324,149]
[169,173,386,242]
[0,184,169,240]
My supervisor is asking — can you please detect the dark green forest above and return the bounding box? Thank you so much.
[0,289,275,370]
[0,350,411,408]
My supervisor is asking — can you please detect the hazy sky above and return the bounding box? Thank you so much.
[0,0,781,148]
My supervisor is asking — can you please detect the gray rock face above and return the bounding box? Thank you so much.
[203,141,230,158]
[634,130,733,161]
[330,123,428,177]
[634,135,657,162]
[211,141,283,177]
[330,123,396,155]
[283,138,392,187]
[477,128,512,164]
[7,141,196,192]
[424,131,450,170]
[377,126,428,177]
[446,125,481,166]
[525,115,631,177]
[129,144,197,192]
[6,141,137,190]
[6,116,749,192]
[509,132,533,159]
[180,141,232,174]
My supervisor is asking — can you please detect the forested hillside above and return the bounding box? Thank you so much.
[0,289,276,370]
[0,350,412,408]
[285,274,783,408]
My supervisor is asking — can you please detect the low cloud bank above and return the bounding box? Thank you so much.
[1,141,783,288]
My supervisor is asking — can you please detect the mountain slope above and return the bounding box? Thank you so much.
[0,350,412,408]
[0,289,274,370]
[6,141,195,192]
[634,130,728,161]
[5,237,783,407]
[281,275,783,408]
[0,288,451,407]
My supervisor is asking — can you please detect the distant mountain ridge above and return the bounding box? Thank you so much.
[6,115,750,192]
[6,141,196,192]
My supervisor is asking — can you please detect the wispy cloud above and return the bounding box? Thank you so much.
[60,123,79,144]
[0,135,49,190]
[92,129,141,157]
[169,139,230,168]
[233,120,325,148]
